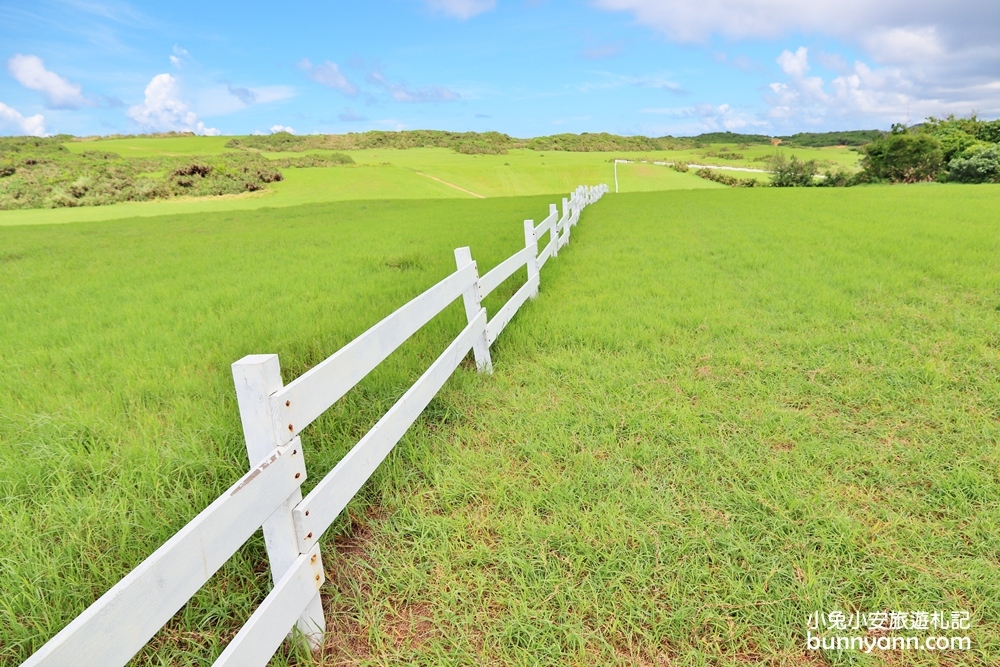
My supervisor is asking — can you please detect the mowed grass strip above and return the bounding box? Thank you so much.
[2,185,999,666]
[315,186,1000,666]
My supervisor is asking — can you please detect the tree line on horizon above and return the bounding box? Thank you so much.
[223,128,883,154]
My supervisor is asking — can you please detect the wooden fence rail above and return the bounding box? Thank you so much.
[21,183,608,667]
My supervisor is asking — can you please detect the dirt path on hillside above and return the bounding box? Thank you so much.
[414,171,486,198]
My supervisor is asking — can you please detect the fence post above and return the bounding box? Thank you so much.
[232,355,325,651]
[453,247,493,373]
[549,204,559,258]
[523,219,539,298]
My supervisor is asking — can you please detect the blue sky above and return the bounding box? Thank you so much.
[1,0,998,138]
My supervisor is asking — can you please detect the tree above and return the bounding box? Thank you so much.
[767,151,818,187]
[859,125,944,183]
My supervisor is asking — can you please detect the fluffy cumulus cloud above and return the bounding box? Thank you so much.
[0,102,47,136]
[366,71,460,103]
[424,0,495,20]
[641,102,766,132]
[7,54,90,109]
[298,59,358,96]
[270,124,295,133]
[595,0,1000,120]
[127,74,219,135]
[591,0,1000,47]
[764,46,971,127]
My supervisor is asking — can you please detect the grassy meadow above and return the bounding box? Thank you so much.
[2,181,999,666]
[1,136,858,226]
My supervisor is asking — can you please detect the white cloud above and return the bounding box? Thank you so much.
[196,85,296,117]
[424,0,495,19]
[777,47,810,78]
[270,124,295,134]
[367,70,460,103]
[591,1,998,47]
[7,54,89,109]
[766,47,937,126]
[640,103,767,132]
[0,102,47,136]
[373,119,407,131]
[169,46,188,69]
[127,73,219,135]
[298,59,358,96]
[861,26,945,65]
[594,0,1000,119]
[578,72,685,95]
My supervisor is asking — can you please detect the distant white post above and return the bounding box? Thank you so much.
[453,247,493,373]
[523,219,539,298]
[231,355,325,651]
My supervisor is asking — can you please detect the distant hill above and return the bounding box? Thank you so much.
[221,129,885,155]
[777,130,884,147]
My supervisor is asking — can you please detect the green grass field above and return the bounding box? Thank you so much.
[2,137,857,226]
[64,135,239,157]
[62,135,860,172]
[3,184,998,666]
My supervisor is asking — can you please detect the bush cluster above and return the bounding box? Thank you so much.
[0,137,356,210]
[695,168,762,187]
[777,130,884,147]
[857,117,1000,184]
[704,150,745,160]
[755,115,1000,188]
[768,153,819,187]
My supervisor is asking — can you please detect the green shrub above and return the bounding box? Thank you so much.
[271,153,354,168]
[767,152,818,187]
[695,168,760,187]
[817,168,855,187]
[859,126,944,183]
[946,145,1000,183]
[930,124,982,162]
[976,119,1000,144]
[704,150,744,160]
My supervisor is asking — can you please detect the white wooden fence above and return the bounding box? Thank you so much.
[21,183,609,667]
